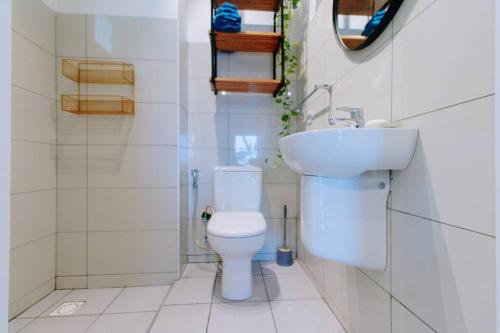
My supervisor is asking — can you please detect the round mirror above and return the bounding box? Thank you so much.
[333,0,403,50]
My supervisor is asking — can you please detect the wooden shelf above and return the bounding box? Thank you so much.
[337,0,386,16]
[61,95,135,115]
[215,32,281,53]
[62,59,134,85]
[341,35,368,49]
[211,77,282,95]
[215,0,279,12]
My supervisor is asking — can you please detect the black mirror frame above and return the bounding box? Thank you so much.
[333,0,404,51]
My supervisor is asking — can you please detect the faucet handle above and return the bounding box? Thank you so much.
[336,106,364,117]
[335,107,364,128]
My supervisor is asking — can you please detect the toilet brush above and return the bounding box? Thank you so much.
[277,204,293,266]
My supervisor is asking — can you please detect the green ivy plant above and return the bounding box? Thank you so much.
[275,0,301,138]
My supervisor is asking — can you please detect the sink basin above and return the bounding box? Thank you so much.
[279,128,418,178]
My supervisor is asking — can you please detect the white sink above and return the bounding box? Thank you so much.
[278,127,418,270]
[279,128,418,178]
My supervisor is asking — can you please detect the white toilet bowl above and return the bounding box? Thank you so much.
[208,212,266,300]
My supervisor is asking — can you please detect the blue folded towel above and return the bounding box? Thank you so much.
[213,2,241,32]
[362,6,388,36]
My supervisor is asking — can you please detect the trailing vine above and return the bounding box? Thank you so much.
[275,0,301,138]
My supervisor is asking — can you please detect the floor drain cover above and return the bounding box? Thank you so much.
[49,302,86,316]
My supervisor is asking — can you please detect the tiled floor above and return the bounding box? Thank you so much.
[9,261,345,333]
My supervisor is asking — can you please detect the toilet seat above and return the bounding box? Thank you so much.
[208,212,266,238]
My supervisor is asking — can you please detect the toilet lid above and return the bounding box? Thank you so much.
[208,212,266,238]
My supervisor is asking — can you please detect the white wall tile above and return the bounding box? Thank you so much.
[228,149,297,184]
[229,114,281,150]
[88,230,177,275]
[393,0,436,33]
[187,78,228,114]
[228,94,281,115]
[57,145,87,189]
[392,0,494,120]
[88,145,177,188]
[87,273,177,289]
[392,97,494,235]
[56,14,86,57]
[57,189,87,232]
[188,113,229,149]
[86,16,177,61]
[12,86,56,144]
[9,235,56,304]
[228,53,273,79]
[11,141,56,194]
[323,261,391,333]
[261,184,297,219]
[88,188,178,231]
[56,276,87,289]
[188,42,229,78]
[391,211,495,333]
[298,242,324,291]
[188,149,228,184]
[57,105,88,145]
[86,60,177,104]
[56,232,87,276]
[391,299,434,333]
[333,39,392,123]
[11,190,56,248]
[259,219,297,255]
[12,0,55,53]
[87,103,177,146]
[12,32,56,100]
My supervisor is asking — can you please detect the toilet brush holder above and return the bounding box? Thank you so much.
[277,204,293,266]
[277,246,293,266]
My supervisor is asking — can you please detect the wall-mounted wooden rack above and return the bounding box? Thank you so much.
[61,59,135,115]
[215,0,280,11]
[215,32,281,53]
[210,0,285,96]
[338,0,386,16]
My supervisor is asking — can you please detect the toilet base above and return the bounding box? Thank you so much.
[221,259,252,300]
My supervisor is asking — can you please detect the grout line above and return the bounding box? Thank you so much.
[10,232,55,251]
[261,262,279,333]
[204,265,220,333]
[11,29,55,57]
[84,13,89,290]
[391,297,438,333]
[145,283,175,333]
[393,93,494,123]
[390,208,496,238]
[321,298,350,333]
[9,278,56,310]
[54,9,59,296]
[10,318,34,332]
[11,138,55,146]
[18,290,71,319]
[11,188,56,196]
[82,288,125,333]
[11,84,56,103]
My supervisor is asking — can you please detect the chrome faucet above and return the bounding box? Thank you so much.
[330,107,365,128]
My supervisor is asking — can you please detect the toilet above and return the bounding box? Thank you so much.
[207,165,267,300]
